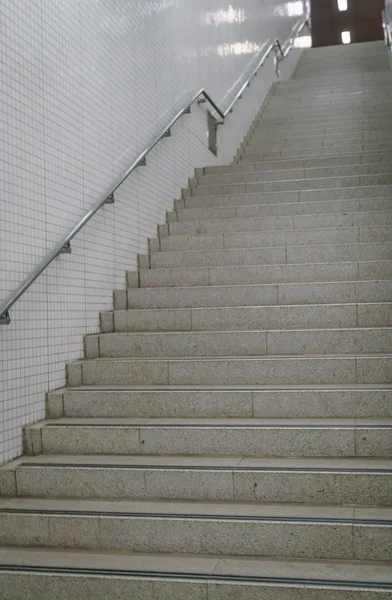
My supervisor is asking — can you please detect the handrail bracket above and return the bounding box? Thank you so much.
[0,311,10,325]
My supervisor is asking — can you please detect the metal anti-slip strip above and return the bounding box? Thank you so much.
[0,565,391,590]
[44,423,392,429]
[19,463,392,474]
[0,508,390,526]
[73,387,392,392]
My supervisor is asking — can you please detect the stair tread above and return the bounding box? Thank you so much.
[162,223,392,238]
[126,278,392,291]
[142,258,392,271]
[36,417,392,426]
[99,327,392,334]
[1,547,392,585]
[67,383,392,390]
[171,205,392,219]
[16,454,392,469]
[112,301,392,313]
[201,163,392,181]
[194,172,392,189]
[153,242,392,252]
[2,497,392,521]
[75,353,392,361]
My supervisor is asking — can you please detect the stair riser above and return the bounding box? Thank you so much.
[124,280,392,310]
[250,127,392,141]
[15,465,392,505]
[159,227,392,252]
[164,221,392,245]
[148,243,392,270]
[207,153,392,175]
[280,80,392,89]
[262,116,392,129]
[206,153,392,175]
[67,356,392,386]
[138,261,392,288]
[32,424,392,458]
[199,164,392,186]
[91,329,392,359]
[254,125,392,139]
[168,207,392,233]
[109,304,392,333]
[1,572,391,600]
[177,187,392,212]
[191,176,392,197]
[248,134,392,151]
[280,75,392,85]
[0,512,389,560]
[266,96,392,105]
[264,106,392,119]
[51,389,392,420]
[243,144,392,160]
[260,112,392,126]
[268,95,392,105]
[245,144,392,158]
[266,103,392,115]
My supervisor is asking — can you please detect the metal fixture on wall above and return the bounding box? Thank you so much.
[382,10,392,49]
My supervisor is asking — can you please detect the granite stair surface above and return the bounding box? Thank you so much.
[1,41,392,599]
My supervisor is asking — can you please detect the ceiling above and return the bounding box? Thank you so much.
[310,0,385,47]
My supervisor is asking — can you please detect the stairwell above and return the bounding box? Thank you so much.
[0,41,392,598]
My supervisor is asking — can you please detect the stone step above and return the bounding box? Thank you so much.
[104,303,392,333]
[248,130,392,149]
[243,143,392,161]
[1,548,392,600]
[259,116,392,132]
[255,120,392,135]
[198,163,392,187]
[137,259,392,288]
[146,242,392,270]
[47,385,392,420]
[1,497,392,559]
[253,116,392,131]
[259,110,392,125]
[271,94,392,106]
[258,116,390,133]
[280,79,392,90]
[164,212,392,238]
[157,226,392,252]
[190,175,392,198]
[86,328,392,359]
[174,187,392,213]
[246,139,392,154]
[204,152,392,175]
[262,115,392,129]
[24,417,392,458]
[281,72,392,83]
[268,98,392,111]
[171,199,391,225]
[264,104,392,119]
[252,123,392,139]
[256,125,392,142]
[7,454,392,504]
[66,354,392,387]
[121,280,392,310]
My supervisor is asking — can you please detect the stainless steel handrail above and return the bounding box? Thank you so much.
[0,16,308,325]
[382,10,392,50]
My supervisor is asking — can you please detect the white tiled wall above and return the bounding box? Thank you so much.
[0,0,304,464]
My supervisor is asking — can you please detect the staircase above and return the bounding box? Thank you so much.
[1,42,392,598]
